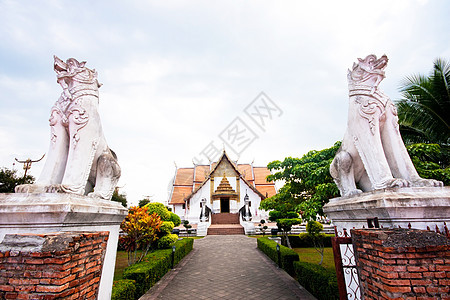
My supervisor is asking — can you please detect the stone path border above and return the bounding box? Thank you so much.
[140,235,316,300]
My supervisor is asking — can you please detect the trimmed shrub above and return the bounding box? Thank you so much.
[294,261,339,300]
[120,238,193,299]
[144,202,171,221]
[157,233,178,249]
[159,221,175,235]
[111,279,136,300]
[168,212,181,227]
[257,237,299,275]
[289,233,333,248]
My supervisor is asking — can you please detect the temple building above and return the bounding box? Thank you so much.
[168,151,276,234]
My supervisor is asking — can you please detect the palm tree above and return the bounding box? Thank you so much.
[396,58,450,146]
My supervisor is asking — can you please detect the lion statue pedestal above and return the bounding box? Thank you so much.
[3,57,126,299]
[324,55,449,232]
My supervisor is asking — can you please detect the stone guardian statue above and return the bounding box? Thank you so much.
[15,56,121,200]
[330,54,442,197]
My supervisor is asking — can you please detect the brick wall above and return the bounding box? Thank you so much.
[352,228,450,300]
[0,231,109,300]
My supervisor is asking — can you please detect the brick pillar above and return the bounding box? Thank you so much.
[0,231,109,299]
[352,228,450,300]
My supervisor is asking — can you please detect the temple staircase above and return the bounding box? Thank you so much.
[207,213,245,235]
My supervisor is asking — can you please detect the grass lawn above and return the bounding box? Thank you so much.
[114,251,130,281]
[114,238,199,281]
[293,247,336,271]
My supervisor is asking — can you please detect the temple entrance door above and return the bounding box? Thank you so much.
[220,198,230,213]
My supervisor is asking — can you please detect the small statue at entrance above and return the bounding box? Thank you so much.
[199,198,211,222]
[15,56,121,200]
[239,193,252,221]
[330,54,442,197]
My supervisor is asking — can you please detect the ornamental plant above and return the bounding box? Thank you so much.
[269,210,301,248]
[258,219,268,236]
[120,206,163,265]
[306,220,325,265]
[144,202,180,248]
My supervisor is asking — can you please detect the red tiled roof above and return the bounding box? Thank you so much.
[237,164,253,181]
[174,168,194,186]
[253,167,272,185]
[170,186,193,204]
[255,185,277,198]
[194,165,209,183]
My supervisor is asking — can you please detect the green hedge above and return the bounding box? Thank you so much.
[288,233,333,248]
[114,238,194,299]
[257,237,299,275]
[111,279,136,300]
[294,261,339,300]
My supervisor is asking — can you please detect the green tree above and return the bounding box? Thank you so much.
[396,58,450,146]
[138,198,150,207]
[111,189,127,207]
[0,168,34,193]
[407,143,450,185]
[261,142,340,221]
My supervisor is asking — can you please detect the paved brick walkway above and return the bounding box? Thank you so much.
[140,235,316,300]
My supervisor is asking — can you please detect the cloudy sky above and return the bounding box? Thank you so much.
[1,0,449,206]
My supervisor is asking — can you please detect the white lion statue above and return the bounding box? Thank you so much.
[330,54,443,197]
[15,56,121,200]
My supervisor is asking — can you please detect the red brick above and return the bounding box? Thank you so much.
[89,277,100,285]
[40,278,51,284]
[380,265,407,272]
[36,283,69,293]
[85,261,97,270]
[71,265,85,274]
[9,278,40,285]
[411,279,433,285]
[376,269,399,279]
[61,261,77,271]
[24,270,42,278]
[43,256,71,265]
[384,285,411,293]
[86,265,101,275]
[0,285,14,292]
[23,258,44,264]
[5,292,18,299]
[14,284,36,292]
[423,271,446,278]
[407,266,428,272]
[42,270,70,278]
[51,274,76,285]
[68,279,80,288]
[436,265,450,271]
[426,286,439,294]
[413,286,426,293]
[399,272,422,279]
[6,257,23,264]
[380,278,411,286]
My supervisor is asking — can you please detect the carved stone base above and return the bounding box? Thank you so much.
[323,187,450,232]
[0,193,127,299]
